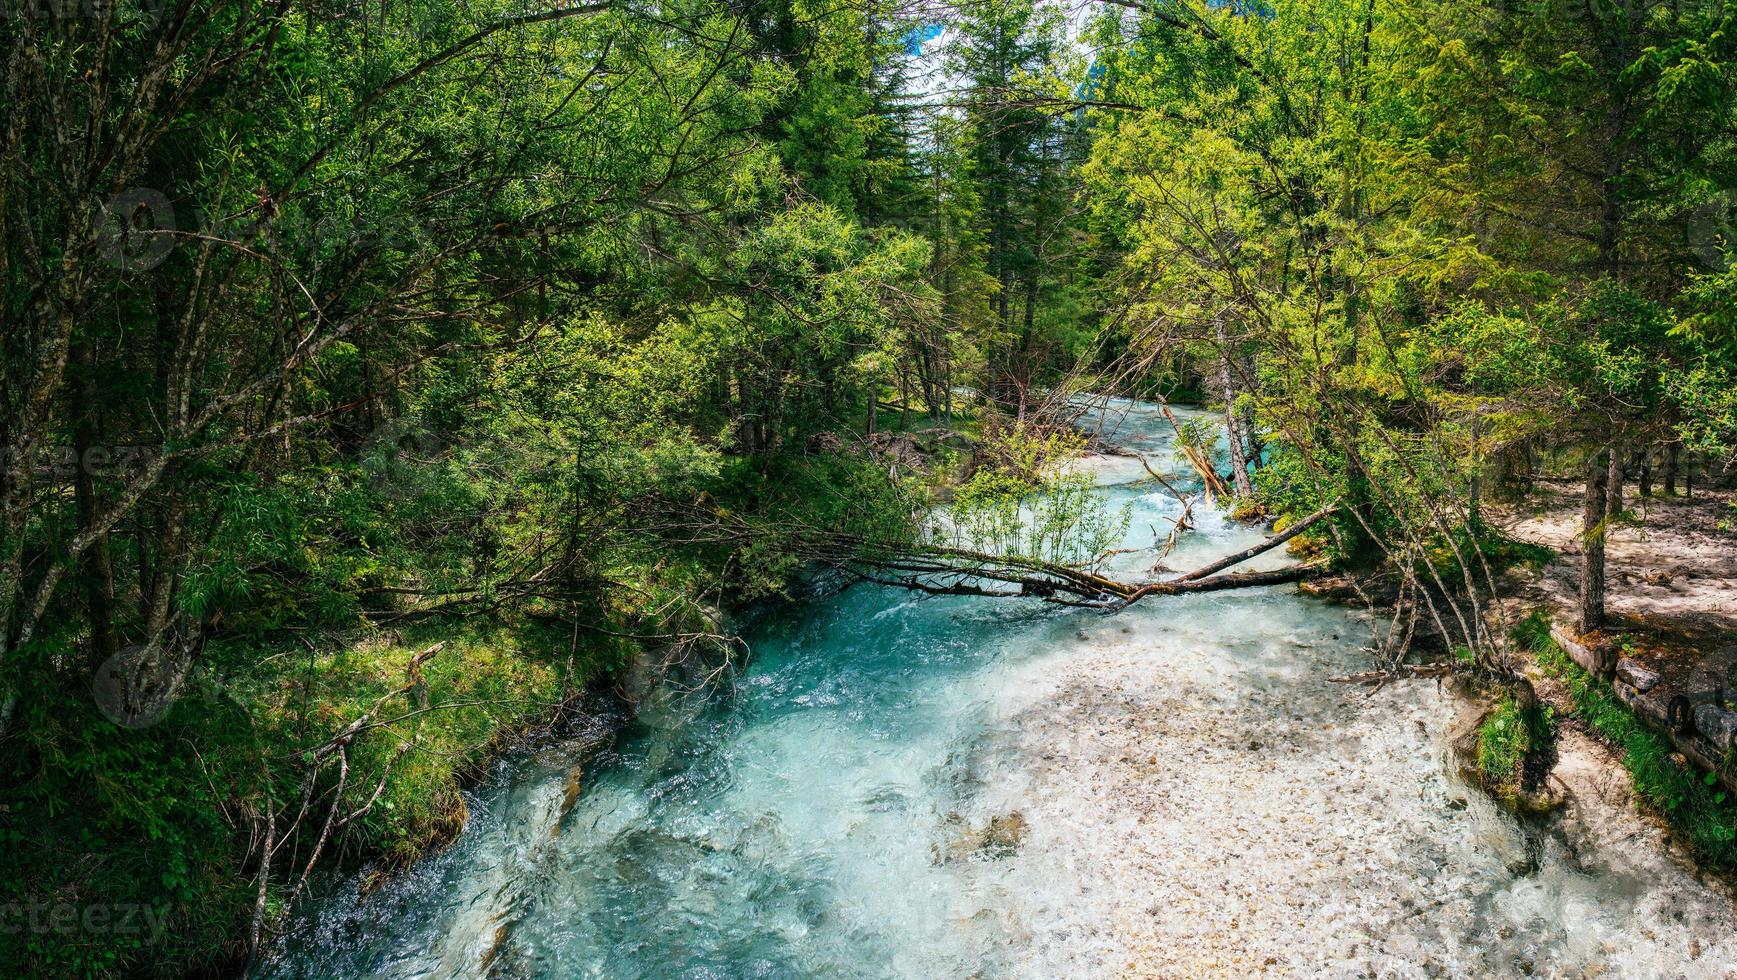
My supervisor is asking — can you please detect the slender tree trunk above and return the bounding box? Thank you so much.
[1579,448,1609,633]
[1605,448,1624,519]
[1240,353,1261,471]
[73,361,117,672]
[867,385,877,438]
[1664,442,1679,495]
[994,276,1011,403]
[1638,448,1652,498]
[1468,413,1484,528]
[1468,468,1482,531]
[1214,320,1253,498]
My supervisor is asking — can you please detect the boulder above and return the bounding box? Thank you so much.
[1694,703,1737,752]
[1615,657,1661,692]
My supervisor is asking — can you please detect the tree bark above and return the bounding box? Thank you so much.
[1214,319,1253,498]
[74,409,118,672]
[1579,448,1609,633]
[1175,505,1333,582]
[1638,448,1652,498]
[1664,442,1678,495]
[1605,447,1624,518]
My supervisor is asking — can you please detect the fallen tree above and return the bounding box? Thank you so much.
[665,506,1330,612]
[1173,505,1333,582]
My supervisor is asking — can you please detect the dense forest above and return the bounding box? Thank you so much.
[3,0,1736,975]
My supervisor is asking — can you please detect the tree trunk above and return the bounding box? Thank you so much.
[1579,448,1609,633]
[993,273,1011,403]
[1469,468,1482,530]
[1240,358,1262,472]
[1021,273,1037,359]
[866,385,878,438]
[73,370,118,672]
[1638,448,1652,498]
[1605,448,1624,519]
[1214,320,1253,498]
[1664,442,1678,495]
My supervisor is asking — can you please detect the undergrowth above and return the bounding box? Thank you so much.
[0,620,614,977]
[1476,691,1553,788]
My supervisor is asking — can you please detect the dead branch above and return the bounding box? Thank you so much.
[246,641,447,960]
[1174,504,1334,581]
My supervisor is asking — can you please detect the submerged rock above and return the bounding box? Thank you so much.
[933,810,1029,863]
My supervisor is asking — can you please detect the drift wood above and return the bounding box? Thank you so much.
[1175,506,1333,582]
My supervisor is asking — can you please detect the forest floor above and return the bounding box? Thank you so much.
[1486,481,1737,880]
[1492,480,1737,633]
[1490,481,1737,749]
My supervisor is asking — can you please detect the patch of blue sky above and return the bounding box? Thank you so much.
[904,23,945,56]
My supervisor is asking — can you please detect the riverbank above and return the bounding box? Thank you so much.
[2,404,994,978]
[1474,482,1737,878]
[986,601,1737,976]
[0,619,620,978]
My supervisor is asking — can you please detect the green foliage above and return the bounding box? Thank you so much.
[940,424,1131,569]
[0,623,596,977]
[706,449,924,597]
[1476,692,1553,787]
[5,0,1735,973]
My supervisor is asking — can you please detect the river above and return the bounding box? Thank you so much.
[265,400,1737,978]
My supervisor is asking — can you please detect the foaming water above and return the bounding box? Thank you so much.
[264,400,1736,978]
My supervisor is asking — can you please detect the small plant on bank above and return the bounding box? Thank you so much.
[1476,692,1554,790]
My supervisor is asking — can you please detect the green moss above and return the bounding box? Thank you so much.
[1229,497,1268,522]
[1516,612,1737,871]
[1476,692,1551,786]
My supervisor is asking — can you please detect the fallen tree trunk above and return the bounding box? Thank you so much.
[1113,564,1322,606]
[839,530,1325,611]
[851,561,1322,609]
[1174,505,1333,582]
[663,497,1329,615]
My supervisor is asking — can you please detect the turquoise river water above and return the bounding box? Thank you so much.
[264,401,1737,978]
